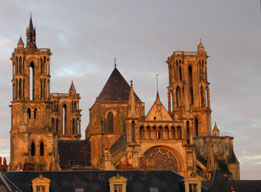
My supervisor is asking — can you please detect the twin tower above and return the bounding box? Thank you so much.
[9,16,239,180]
[10,16,81,170]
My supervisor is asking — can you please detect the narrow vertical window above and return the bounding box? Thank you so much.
[189,66,193,105]
[195,118,199,136]
[63,105,67,135]
[52,118,55,131]
[30,62,34,100]
[56,118,59,132]
[76,119,79,134]
[179,66,182,81]
[34,108,37,120]
[201,86,205,107]
[40,142,44,156]
[131,121,135,142]
[186,121,190,144]
[19,79,22,99]
[27,108,31,119]
[31,142,35,156]
[107,112,114,133]
[176,87,181,108]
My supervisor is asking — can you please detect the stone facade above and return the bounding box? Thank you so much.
[9,17,239,180]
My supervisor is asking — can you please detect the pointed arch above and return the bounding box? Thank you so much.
[34,108,37,120]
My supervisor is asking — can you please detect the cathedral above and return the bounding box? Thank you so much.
[9,16,240,182]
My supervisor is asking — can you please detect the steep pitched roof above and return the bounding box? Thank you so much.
[145,92,173,121]
[96,67,141,102]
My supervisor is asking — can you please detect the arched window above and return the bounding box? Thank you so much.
[131,121,135,142]
[40,142,44,156]
[27,108,31,119]
[107,112,114,133]
[31,142,35,156]
[195,118,199,136]
[188,66,193,105]
[30,62,34,100]
[63,104,67,135]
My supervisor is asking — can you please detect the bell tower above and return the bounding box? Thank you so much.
[166,40,212,137]
[10,15,60,171]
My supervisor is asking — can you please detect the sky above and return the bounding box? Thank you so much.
[0,0,260,179]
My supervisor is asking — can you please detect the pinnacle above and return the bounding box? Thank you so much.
[69,81,76,93]
[17,36,24,46]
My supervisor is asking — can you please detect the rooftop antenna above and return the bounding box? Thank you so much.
[114,55,117,68]
[156,74,159,92]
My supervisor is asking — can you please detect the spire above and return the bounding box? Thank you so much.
[26,13,37,49]
[156,91,160,102]
[114,55,117,68]
[69,81,76,94]
[127,80,137,118]
[213,122,220,136]
[17,35,24,48]
[197,39,205,52]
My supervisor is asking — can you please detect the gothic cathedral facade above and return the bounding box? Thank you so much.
[9,17,239,180]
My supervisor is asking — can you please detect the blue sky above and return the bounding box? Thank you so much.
[0,0,260,179]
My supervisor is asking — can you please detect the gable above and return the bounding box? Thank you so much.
[145,95,173,121]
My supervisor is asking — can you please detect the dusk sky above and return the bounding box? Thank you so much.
[0,0,260,179]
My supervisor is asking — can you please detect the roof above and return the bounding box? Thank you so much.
[7,170,184,192]
[202,168,261,192]
[96,67,141,102]
[0,171,22,192]
[58,140,91,169]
